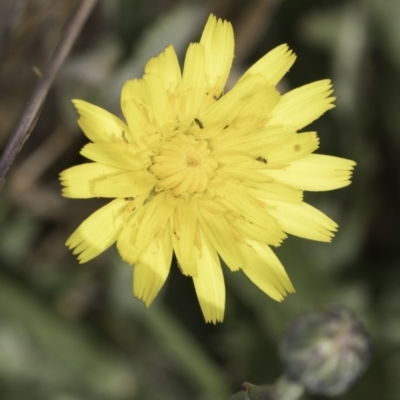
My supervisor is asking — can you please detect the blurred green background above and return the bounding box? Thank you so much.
[0,0,399,399]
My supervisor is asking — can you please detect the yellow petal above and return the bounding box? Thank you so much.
[144,45,181,92]
[180,43,206,123]
[211,125,296,153]
[132,192,174,262]
[66,198,127,263]
[215,165,273,183]
[121,79,154,140]
[133,227,173,307]
[80,142,149,170]
[73,100,128,142]
[117,224,139,265]
[242,180,303,204]
[217,185,285,246]
[203,75,279,128]
[197,209,244,271]
[241,240,294,299]
[269,80,335,130]
[60,163,124,198]
[236,44,296,86]
[228,211,287,247]
[116,194,153,266]
[264,132,320,165]
[171,202,198,277]
[142,73,173,132]
[266,154,356,191]
[93,171,155,198]
[213,150,255,165]
[200,14,234,95]
[267,201,338,242]
[192,227,225,324]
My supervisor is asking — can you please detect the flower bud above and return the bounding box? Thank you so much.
[278,305,370,396]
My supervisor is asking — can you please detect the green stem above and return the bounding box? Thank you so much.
[228,376,304,400]
[0,0,98,187]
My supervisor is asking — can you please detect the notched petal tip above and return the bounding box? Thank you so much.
[71,98,85,110]
[71,99,129,142]
[269,79,338,131]
[237,43,297,87]
[199,14,234,97]
[204,315,224,324]
[65,200,126,264]
[133,293,152,309]
[275,283,296,301]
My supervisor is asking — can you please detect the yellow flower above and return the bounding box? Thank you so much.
[60,15,355,323]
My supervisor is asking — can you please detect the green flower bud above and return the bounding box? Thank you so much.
[278,305,370,396]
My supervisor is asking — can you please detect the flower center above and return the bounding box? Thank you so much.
[150,132,218,196]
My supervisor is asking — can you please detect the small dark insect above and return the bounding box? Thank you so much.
[214,92,224,100]
[122,131,129,143]
[194,118,204,129]
[124,197,134,201]
[256,156,268,164]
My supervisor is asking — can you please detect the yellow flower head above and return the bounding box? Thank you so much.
[60,15,355,323]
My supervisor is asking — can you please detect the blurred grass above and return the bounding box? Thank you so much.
[0,0,399,399]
